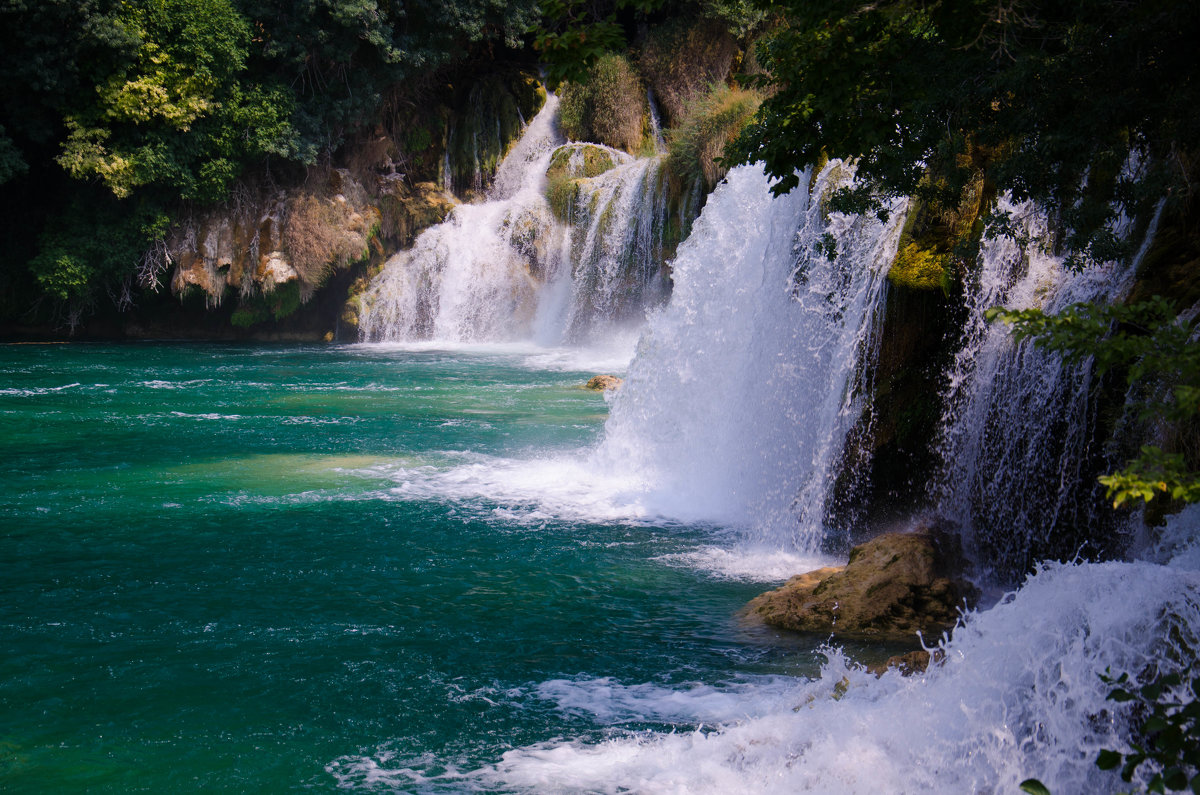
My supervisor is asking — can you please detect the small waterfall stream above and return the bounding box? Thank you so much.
[935,197,1165,578]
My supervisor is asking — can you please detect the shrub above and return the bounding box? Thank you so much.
[556,54,646,153]
[666,84,762,191]
[282,193,369,288]
[638,20,739,126]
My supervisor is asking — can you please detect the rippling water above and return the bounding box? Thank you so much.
[6,342,1195,794]
[0,342,865,792]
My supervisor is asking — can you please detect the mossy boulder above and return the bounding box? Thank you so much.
[744,530,975,642]
[584,374,623,391]
[545,144,623,221]
[378,180,456,248]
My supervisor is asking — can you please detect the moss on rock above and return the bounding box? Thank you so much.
[744,530,975,642]
[887,163,990,293]
[890,240,951,291]
[544,144,623,222]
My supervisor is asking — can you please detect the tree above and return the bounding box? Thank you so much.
[730,0,1200,265]
[55,0,298,203]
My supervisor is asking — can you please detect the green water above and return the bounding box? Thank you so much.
[0,342,852,792]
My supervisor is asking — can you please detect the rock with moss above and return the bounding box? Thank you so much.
[544,143,625,221]
[584,374,623,391]
[866,648,945,677]
[744,530,975,642]
[169,169,382,308]
[887,162,991,293]
[378,179,457,249]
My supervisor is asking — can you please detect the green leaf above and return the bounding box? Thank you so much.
[1164,768,1189,791]
[1019,778,1053,795]
[1097,750,1123,770]
[1145,716,1170,733]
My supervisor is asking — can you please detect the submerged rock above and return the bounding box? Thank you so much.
[866,648,946,677]
[585,374,624,391]
[745,531,974,642]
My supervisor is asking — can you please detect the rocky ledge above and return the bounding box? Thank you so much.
[745,530,976,644]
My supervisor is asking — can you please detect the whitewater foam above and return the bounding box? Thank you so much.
[334,557,1200,794]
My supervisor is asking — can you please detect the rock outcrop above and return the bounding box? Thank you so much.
[585,374,624,391]
[745,530,974,642]
[167,169,383,307]
[866,648,945,677]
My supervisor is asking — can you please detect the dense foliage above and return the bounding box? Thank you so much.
[0,0,539,319]
[731,0,1200,265]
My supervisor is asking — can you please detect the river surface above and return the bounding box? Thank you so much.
[0,341,891,792]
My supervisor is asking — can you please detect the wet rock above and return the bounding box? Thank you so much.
[745,531,974,642]
[866,649,945,677]
[585,374,624,391]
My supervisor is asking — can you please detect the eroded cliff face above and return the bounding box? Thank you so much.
[166,169,456,312]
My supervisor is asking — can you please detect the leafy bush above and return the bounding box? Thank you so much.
[666,84,761,190]
[557,54,646,153]
[730,0,1199,264]
[1021,668,1200,795]
[1097,670,1200,792]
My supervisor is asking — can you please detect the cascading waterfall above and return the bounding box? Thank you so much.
[596,160,906,548]
[358,96,675,345]
[536,144,672,343]
[345,158,1200,794]
[935,196,1164,579]
[351,86,1197,792]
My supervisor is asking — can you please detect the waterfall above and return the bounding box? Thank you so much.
[646,90,667,154]
[534,144,672,343]
[359,96,675,345]
[935,196,1163,579]
[596,161,906,548]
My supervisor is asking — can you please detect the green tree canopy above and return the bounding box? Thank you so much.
[731,0,1200,263]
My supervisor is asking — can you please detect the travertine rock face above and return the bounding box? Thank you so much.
[167,170,391,306]
[745,531,974,642]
